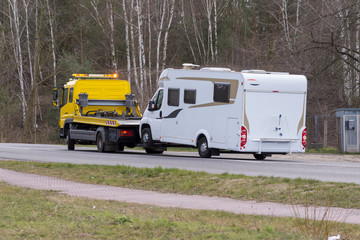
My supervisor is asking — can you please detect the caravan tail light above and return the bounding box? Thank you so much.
[240,126,247,148]
[302,128,307,148]
[120,129,133,137]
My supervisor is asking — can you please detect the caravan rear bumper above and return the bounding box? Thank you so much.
[244,138,304,154]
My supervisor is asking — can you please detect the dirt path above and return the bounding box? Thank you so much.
[1,168,359,225]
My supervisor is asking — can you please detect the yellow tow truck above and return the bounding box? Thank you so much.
[53,73,142,152]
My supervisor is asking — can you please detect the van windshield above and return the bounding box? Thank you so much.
[61,88,68,107]
[152,89,163,110]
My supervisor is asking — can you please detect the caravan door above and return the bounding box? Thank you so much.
[227,118,240,150]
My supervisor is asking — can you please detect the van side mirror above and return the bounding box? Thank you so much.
[148,100,155,111]
[52,88,58,107]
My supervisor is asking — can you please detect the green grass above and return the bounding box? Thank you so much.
[306,147,341,154]
[1,160,360,209]
[1,182,359,239]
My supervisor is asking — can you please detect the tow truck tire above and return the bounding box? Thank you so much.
[253,154,267,160]
[66,131,75,151]
[97,133,105,152]
[118,144,124,152]
[198,137,211,158]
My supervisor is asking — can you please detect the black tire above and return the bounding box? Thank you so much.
[142,128,153,148]
[253,154,266,160]
[142,128,164,154]
[66,129,75,151]
[97,133,105,152]
[118,144,125,152]
[198,137,212,158]
[145,148,164,154]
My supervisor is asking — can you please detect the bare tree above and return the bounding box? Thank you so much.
[8,0,27,125]
[46,0,56,87]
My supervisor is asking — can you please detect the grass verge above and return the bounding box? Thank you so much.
[1,182,359,239]
[0,160,360,209]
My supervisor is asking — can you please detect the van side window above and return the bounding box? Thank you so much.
[168,88,180,106]
[69,88,74,103]
[214,83,230,103]
[61,88,69,107]
[184,89,196,104]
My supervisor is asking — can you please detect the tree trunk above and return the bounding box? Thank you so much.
[161,0,175,70]
[9,0,27,125]
[22,0,34,88]
[122,0,132,85]
[147,0,152,93]
[106,0,118,72]
[155,1,166,81]
[136,0,145,94]
[46,0,57,87]
[130,0,140,94]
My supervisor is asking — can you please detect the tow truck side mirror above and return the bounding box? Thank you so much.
[52,88,58,107]
[148,100,155,111]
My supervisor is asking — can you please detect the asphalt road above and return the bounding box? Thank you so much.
[1,143,360,184]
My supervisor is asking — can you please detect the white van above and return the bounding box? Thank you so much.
[140,66,307,159]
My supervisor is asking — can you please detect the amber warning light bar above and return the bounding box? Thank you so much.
[72,73,118,78]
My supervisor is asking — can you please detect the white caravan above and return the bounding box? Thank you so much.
[140,66,307,160]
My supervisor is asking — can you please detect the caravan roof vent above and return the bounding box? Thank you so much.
[267,71,289,75]
[182,63,200,70]
[241,69,267,74]
[200,67,232,72]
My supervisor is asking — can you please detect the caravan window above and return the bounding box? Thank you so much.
[184,89,196,104]
[214,83,230,103]
[168,88,180,106]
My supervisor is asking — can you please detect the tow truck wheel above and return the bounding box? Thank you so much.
[253,154,266,160]
[118,144,124,152]
[66,130,75,151]
[198,137,211,158]
[96,134,105,152]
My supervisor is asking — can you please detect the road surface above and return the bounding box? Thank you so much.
[1,143,360,184]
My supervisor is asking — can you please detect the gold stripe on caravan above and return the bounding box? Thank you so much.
[243,92,250,134]
[189,100,235,109]
[176,77,239,99]
[297,94,306,134]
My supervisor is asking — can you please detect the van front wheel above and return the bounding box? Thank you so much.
[142,128,153,148]
[198,137,212,158]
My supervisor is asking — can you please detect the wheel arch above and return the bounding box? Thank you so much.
[96,126,106,142]
[140,123,151,137]
[195,130,211,148]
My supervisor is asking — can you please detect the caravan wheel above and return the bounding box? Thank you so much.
[198,137,212,158]
[253,154,267,160]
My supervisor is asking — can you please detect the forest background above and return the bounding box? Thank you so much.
[0,0,359,148]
